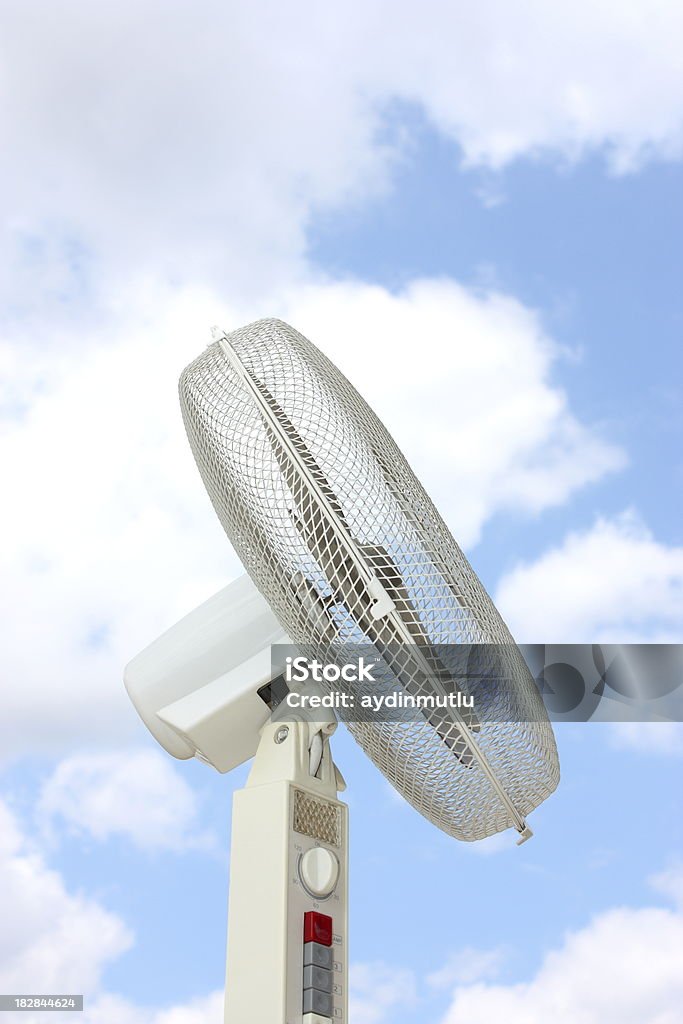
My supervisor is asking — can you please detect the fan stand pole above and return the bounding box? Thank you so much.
[224,715,349,1024]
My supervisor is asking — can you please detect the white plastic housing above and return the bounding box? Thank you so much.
[124,574,289,772]
[225,719,348,1024]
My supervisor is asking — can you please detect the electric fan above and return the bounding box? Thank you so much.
[125,318,559,1024]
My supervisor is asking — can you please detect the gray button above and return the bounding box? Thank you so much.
[304,964,333,994]
[304,942,333,970]
[303,988,333,1016]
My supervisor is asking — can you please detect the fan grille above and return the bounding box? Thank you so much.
[179,319,559,841]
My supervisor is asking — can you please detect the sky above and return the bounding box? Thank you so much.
[0,2,682,1022]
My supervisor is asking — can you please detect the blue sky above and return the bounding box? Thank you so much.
[312,114,683,571]
[1,3,682,1023]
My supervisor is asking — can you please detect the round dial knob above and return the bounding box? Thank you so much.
[299,847,340,898]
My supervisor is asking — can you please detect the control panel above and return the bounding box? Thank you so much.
[223,722,348,1024]
[287,788,348,1023]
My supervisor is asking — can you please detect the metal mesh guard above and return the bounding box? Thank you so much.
[179,318,560,841]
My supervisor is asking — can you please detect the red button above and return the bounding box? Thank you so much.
[303,911,333,946]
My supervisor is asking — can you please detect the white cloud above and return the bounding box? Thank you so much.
[2,0,683,316]
[427,946,506,989]
[440,871,683,1024]
[0,279,623,759]
[0,796,132,1002]
[38,750,214,852]
[0,3,388,310]
[650,862,683,910]
[610,722,683,757]
[350,962,417,1024]
[149,993,223,1024]
[0,286,243,761]
[78,991,224,1024]
[0,791,222,1023]
[495,511,683,642]
[377,1,683,172]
